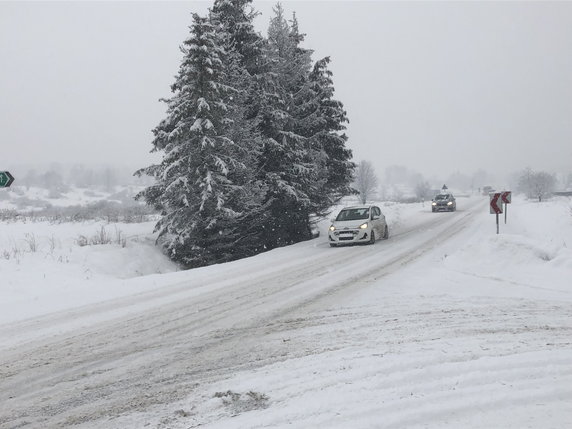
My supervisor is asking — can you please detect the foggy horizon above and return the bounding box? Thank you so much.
[1,0,571,186]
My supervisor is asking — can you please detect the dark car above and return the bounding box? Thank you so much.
[432,193,456,212]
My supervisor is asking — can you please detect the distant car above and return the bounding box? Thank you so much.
[482,186,495,195]
[328,205,389,247]
[432,193,456,212]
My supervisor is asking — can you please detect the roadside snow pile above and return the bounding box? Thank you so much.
[446,233,571,286]
[444,196,572,292]
[0,220,174,277]
[0,220,178,324]
[510,197,572,272]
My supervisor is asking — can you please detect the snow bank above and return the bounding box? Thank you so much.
[443,195,572,295]
[0,220,178,324]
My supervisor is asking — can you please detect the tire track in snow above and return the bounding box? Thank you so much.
[184,296,572,429]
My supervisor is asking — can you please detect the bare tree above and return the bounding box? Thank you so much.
[354,160,378,204]
[414,180,431,201]
[517,167,534,198]
[517,167,556,201]
[531,171,556,202]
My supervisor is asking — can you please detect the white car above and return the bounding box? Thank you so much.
[328,205,389,247]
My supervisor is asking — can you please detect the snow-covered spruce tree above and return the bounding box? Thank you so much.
[209,1,273,150]
[210,0,265,76]
[207,0,271,255]
[305,56,355,214]
[253,5,323,249]
[136,14,255,267]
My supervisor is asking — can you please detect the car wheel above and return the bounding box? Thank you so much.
[383,225,389,239]
[369,231,376,245]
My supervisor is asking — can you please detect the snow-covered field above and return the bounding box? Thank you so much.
[1,194,571,428]
[0,185,142,211]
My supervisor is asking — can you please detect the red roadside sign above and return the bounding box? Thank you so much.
[490,193,503,214]
[490,192,503,234]
[501,191,512,204]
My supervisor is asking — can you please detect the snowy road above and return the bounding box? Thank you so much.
[1,197,571,428]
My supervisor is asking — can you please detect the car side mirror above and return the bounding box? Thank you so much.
[372,215,379,220]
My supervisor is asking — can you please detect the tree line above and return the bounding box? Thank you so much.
[16,164,148,197]
[136,1,354,268]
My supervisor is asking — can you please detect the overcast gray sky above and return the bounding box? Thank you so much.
[1,0,571,182]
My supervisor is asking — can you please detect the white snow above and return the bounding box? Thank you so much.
[0,219,179,326]
[1,194,571,428]
[0,186,129,210]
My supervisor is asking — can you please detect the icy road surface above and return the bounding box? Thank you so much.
[1,197,571,428]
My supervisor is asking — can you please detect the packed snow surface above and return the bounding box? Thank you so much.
[1,195,571,428]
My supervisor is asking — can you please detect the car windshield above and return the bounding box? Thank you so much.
[336,208,370,221]
[434,194,451,201]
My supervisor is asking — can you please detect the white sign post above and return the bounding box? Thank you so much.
[501,191,512,224]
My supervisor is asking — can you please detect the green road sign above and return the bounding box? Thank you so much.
[0,171,15,188]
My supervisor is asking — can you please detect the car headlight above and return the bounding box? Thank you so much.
[329,225,336,232]
[359,223,368,229]
[432,202,437,206]
[447,201,453,205]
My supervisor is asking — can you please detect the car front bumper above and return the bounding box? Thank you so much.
[328,228,371,245]
[432,204,454,211]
